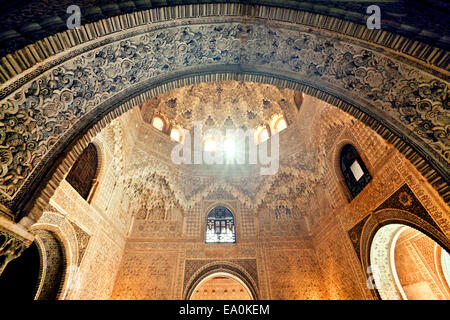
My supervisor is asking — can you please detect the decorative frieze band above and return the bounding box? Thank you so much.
[0,3,448,88]
[0,19,448,222]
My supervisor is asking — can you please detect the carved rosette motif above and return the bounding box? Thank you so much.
[0,21,448,211]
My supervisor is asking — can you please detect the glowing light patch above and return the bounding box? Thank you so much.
[441,249,450,287]
[259,128,269,144]
[152,116,164,131]
[223,138,235,156]
[350,160,364,181]
[170,128,182,143]
[275,118,287,132]
[204,137,218,152]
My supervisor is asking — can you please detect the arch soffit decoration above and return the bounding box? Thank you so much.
[29,210,89,299]
[183,260,259,300]
[32,229,67,300]
[79,138,106,204]
[30,211,79,268]
[358,208,450,299]
[29,220,73,300]
[0,5,448,222]
[87,139,105,181]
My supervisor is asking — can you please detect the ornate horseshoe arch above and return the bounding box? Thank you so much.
[358,208,450,299]
[0,4,448,223]
[183,260,259,300]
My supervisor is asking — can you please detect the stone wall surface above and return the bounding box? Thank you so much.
[3,86,446,300]
[109,93,448,300]
[0,3,448,300]
[29,110,140,299]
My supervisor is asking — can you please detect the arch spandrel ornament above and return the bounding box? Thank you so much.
[0,16,448,219]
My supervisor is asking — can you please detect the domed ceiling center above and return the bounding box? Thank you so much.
[139,81,302,131]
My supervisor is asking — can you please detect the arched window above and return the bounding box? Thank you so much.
[254,125,271,145]
[259,128,270,143]
[340,144,372,199]
[274,117,287,133]
[294,91,303,111]
[270,114,287,134]
[203,136,219,153]
[66,143,98,200]
[170,127,183,143]
[206,206,236,243]
[152,115,165,131]
[254,126,270,145]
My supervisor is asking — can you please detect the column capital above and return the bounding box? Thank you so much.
[0,216,34,276]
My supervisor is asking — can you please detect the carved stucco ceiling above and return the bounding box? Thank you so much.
[124,90,326,219]
[124,154,323,218]
[139,81,299,131]
[1,16,448,216]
